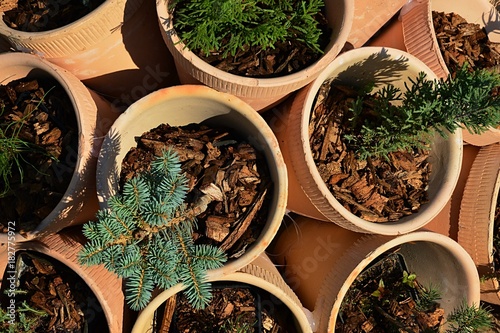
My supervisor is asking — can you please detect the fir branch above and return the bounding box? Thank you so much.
[79,149,227,311]
[126,267,155,311]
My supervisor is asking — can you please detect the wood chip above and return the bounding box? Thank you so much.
[219,187,267,252]
[205,215,231,242]
[159,295,176,333]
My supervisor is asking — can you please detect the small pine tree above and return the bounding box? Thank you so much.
[78,149,227,311]
[343,64,500,159]
[446,302,492,333]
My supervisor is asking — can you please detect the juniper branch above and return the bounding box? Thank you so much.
[343,64,500,159]
[172,0,325,57]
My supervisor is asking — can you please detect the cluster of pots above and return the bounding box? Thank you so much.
[0,0,499,332]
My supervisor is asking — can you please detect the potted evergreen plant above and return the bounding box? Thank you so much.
[400,0,500,146]
[156,0,354,111]
[0,52,117,242]
[79,149,228,311]
[0,0,179,104]
[269,214,483,332]
[90,84,287,311]
[279,46,500,235]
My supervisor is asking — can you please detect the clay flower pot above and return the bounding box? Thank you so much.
[458,143,500,305]
[400,0,500,146]
[131,253,312,333]
[0,227,132,332]
[269,215,481,332]
[156,0,354,112]
[280,46,462,235]
[96,84,287,277]
[347,0,407,48]
[0,0,179,105]
[0,52,117,242]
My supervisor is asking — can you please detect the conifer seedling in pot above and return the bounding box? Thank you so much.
[170,0,330,77]
[310,63,500,223]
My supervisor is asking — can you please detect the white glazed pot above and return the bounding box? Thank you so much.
[0,0,179,103]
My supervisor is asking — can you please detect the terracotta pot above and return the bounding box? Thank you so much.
[400,0,500,146]
[0,52,118,242]
[0,242,6,288]
[283,46,462,235]
[266,99,328,221]
[131,253,313,333]
[156,0,354,112]
[96,84,287,278]
[366,15,406,51]
[347,0,406,48]
[0,227,132,333]
[0,0,179,105]
[269,215,480,332]
[423,144,481,240]
[458,143,500,305]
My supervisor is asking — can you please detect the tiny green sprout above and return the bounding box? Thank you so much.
[0,301,47,333]
[416,284,442,312]
[221,314,257,333]
[445,302,492,333]
[371,279,385,300]
[402,270,417,288]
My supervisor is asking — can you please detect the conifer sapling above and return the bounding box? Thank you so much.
[172,0,325,57]
[78,149,227,311]
[343,64,500,159]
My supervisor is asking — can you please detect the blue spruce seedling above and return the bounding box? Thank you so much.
[78,149,227,311]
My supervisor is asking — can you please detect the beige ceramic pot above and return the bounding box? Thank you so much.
[0,0,179,105]
[269,214,481,332]
[0,52,118,242]
[156,0,354,112]
[401,0,500,146]
[96,84,287,277]
[283,46,462,235]
[131,253,313,333]
[458,143,500,305]
[1,227,132,333]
